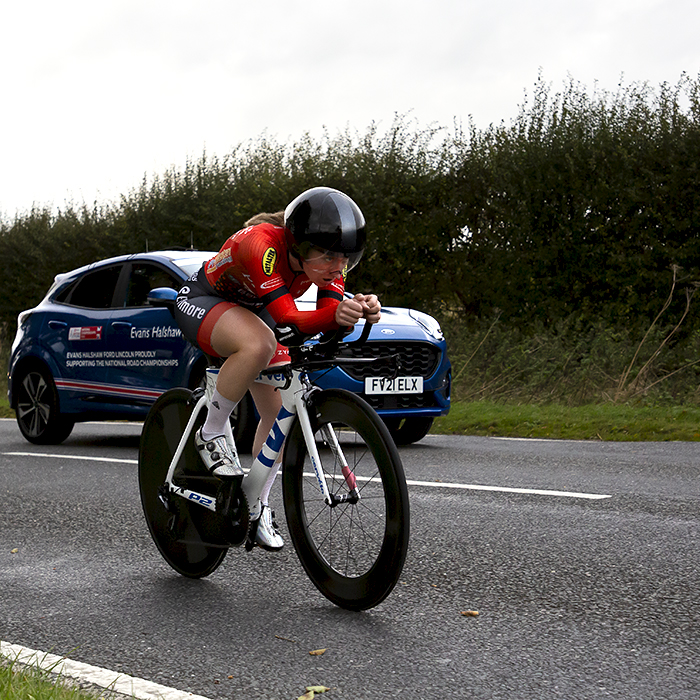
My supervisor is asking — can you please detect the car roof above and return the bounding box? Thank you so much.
[51,250,214,285]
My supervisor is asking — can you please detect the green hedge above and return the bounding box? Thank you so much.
[2,74,699,352]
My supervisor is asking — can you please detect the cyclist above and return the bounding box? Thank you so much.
[174,186,381,551]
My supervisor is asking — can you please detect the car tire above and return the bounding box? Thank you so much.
[382,416,434,446]
[15,365,75,444]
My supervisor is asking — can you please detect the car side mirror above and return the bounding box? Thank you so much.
[147,287,178,315]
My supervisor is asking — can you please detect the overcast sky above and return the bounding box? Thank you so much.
[2,0,698,218]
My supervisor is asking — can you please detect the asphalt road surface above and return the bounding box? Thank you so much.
[1,417,699,699]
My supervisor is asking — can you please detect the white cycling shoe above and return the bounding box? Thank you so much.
[194,429,244,479]
[254,506,284,551]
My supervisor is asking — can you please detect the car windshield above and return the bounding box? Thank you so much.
[171,253,213,278]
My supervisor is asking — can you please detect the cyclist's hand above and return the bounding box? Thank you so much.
[335,294,382,326]
[335,296,365,326]
[355,293,381,324]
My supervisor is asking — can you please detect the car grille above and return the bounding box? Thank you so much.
[337,341,441,380]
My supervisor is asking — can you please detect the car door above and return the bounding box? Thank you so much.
[44,263,122,408]
[101,260,198,403]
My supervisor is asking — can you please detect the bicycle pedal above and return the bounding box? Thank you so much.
[188,388,205,405]
[215,484,250,547]
[216,472,245,484]
[158,484,172,511]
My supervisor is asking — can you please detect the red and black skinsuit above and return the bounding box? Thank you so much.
[174,223,345,364]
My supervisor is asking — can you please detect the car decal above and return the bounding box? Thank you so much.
[55,378,163,400]
[68,326,103,341]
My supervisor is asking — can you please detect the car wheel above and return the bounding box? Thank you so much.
[15,365,75,444]
[382,416,434,446]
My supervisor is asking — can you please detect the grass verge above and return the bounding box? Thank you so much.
[432,400,700,441]
[0,658,104,700]
[3,378,700,442]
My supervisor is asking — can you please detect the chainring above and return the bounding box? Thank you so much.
[215,480,251,547]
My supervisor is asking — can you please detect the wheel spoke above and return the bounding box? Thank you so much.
[301,424,389,576]
[18,373,50,437]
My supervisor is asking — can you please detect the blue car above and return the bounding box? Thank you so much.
[8,250,450,447]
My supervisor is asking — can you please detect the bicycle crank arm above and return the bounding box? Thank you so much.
[169,484,218,512]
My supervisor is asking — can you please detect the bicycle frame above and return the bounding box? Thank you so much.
[161,364,357,518]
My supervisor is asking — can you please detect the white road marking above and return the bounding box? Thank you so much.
[1,641,213,700]
[3,452,612,500]
[5,451,137,464]
[402,478,610,499]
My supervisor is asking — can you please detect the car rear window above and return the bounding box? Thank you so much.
[55,265,121,308]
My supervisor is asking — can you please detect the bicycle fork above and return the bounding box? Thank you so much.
[291,380,360,506]
[245,372,360,510]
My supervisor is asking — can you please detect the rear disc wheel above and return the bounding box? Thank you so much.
[139,388,233,578]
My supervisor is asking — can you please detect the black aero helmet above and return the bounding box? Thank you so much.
[284,187,366,271]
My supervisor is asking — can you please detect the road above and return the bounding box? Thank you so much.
[1,417,699,699]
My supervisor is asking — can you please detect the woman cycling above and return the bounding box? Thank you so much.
[174,186,381,551]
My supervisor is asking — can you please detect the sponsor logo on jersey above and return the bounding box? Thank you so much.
[206,248,232,273]
[262,247,277,276]
[260,278,284,291]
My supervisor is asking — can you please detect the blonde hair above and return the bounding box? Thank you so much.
[244,211,285,227]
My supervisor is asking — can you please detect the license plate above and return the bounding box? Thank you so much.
[364,376,424,395]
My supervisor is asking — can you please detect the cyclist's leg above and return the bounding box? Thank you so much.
[182,301,276,475]
[249,374,282,456]
[249,343,290,454]
[174,280,277,435]
[247,378,286,550]
[206,306,277,418]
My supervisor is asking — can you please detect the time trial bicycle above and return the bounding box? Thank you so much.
[138,323,410,610]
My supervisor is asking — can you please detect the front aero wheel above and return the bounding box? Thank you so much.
[139,388,229,578]
[283,389,410,610]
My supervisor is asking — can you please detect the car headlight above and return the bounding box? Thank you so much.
[408,310,444,340]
